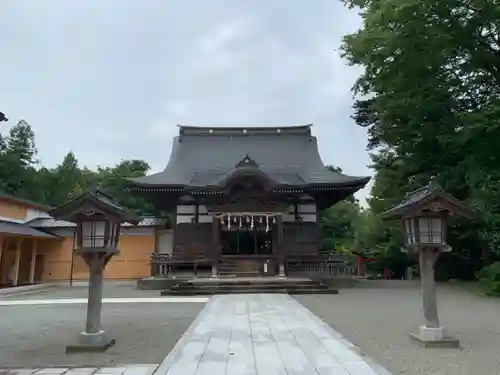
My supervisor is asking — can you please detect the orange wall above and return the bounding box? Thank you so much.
[39,238,74,281]
[40,234,155,281]
[105,235,155,279]
[0,199,27,220]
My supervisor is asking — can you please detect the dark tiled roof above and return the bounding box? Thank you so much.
[382,180,474,219]
[0,220,56,238]
[127,125,370,188]
[28,217,168,228]
[49,190,140,224]
[387,183,437,213]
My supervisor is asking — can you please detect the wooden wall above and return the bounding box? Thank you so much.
[173,221,319,258]
[282,222,319,256]
[39,230,158,281]
[173,223,212,255]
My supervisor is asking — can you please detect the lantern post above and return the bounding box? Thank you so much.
[49,190,139,353]
[381,180,473,348]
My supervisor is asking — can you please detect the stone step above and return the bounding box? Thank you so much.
[160,277,338,296]
[167,287,329,293]
[182,279,322,287]
[218,272,262,277]
[161,288,338,296]
[174,281,324,288]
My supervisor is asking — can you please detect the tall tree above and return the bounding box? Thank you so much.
[44,151,83,205]
[341,0,500,277]
[96,160,157,215]
[319,165,362,251]
[0,120,38,197]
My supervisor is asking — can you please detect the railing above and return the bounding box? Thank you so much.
[286,255,355,279]
[151,253,355,278]
[151,253,171,277]
[150,253,211,278]
[151,253,171,263]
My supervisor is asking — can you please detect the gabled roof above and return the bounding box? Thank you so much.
[0,220,57,239]
[127,125,370,189]
[49,190,140,224]
[28,217,168,228]
[381,180,474,219]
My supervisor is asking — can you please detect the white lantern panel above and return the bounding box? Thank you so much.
[418,217,442,244]
[81,220,106,248]
[404,218,416,244]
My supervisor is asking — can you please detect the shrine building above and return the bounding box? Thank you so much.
[127,125,369,277]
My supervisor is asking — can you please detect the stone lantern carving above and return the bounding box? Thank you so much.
[382,180,473,347]
[49,189,139,353]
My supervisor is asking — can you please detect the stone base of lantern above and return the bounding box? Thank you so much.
[66,330,116,353]
[409,326,460,348]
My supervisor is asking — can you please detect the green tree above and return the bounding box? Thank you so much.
[320,200,361,252]
[341,0,500,279]
[0,120,38,197]
[96,160,158,215]
[319,165,362,252]
[41,151,84,205]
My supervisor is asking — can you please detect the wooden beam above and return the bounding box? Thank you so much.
[13,238,22,286]
[29,240,38,284]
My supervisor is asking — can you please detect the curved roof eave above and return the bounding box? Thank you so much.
[212,167,278,189]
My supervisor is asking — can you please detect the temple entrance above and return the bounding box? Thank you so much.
[216,213,278,276]
[221,228,272,255]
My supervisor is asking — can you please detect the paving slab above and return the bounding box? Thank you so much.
[155,294,392,375]
[0,365,157,375]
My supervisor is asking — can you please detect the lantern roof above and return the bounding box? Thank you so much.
[381,180,474,220]
[48,189,140,224]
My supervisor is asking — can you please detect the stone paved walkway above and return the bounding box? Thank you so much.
[155,294,392,375]
[0,365,157,375]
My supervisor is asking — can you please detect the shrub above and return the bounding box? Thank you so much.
[477,261,500,296]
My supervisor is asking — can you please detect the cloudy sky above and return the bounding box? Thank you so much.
[0,0,372,202]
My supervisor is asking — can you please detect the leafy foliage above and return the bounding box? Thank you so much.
[0,120,160,217]
[341,0,500,280]
[477,261,500,296]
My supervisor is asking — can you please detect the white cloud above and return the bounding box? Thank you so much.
[0,0,372,204]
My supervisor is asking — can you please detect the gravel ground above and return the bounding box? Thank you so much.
[295,281,500,375]
[0,282,205,368]
[1,281,161,300]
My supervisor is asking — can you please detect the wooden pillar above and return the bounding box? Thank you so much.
[211,216,220,278]
[13,239,22,286]
[29,240,38,284]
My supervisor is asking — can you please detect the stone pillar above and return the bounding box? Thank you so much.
[419,247,439,327]
[211,216,219,278]
[276,215,286,278]
[12,239,22,286]
[85,266,104,334]
[29,240,37,284]
[0,238,3,280]
[66,253,115,353]
[410,246,458,346]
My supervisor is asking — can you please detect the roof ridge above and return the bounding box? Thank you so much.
[177,124,313,129]
[178,124,313,137]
